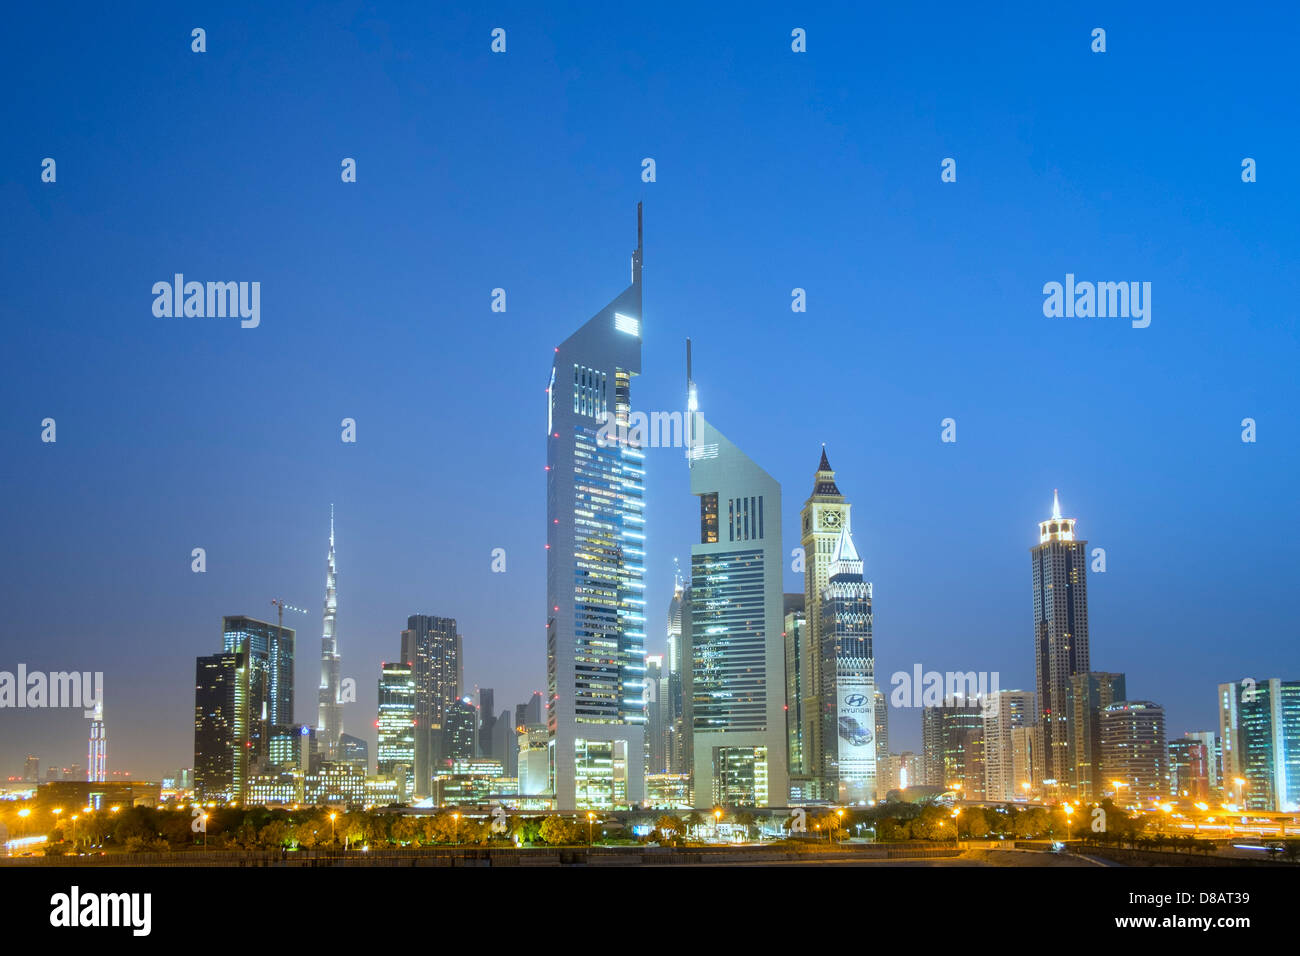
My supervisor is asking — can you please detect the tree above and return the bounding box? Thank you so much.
[539,815,577,845]
[654,815,683,843]
[259,819,291,849]
[962,807,991,838]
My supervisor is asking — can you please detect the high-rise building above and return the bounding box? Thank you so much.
[545,205,646,810]
[666,566,686,774]
[1010,723,1044,797]
[982,690,1037,801]
[818,527,876,803]
[922,697,985,796]
[339,733,368,770]
[1067,672,1126,801]
[87,700,106,783]
[376,662,416,800]
[1218,679,1300,811]
[1032,490,1091,792]
[401,614,461,798]
[23,754,39,783]
[783,593,807,784]
[1101,701,1168,806]
[478,688,498,758]
[1169,738,1209,801]
[644,655,669,775]
[683,346,788,807]
[222,615,294,768]
[515,692,543,732]
[799,448,852,799]
[194,651,247,802]
[1184,730,1220,799]
[317,507,343,760]
[874,689,889,781]
[445,696,477,763]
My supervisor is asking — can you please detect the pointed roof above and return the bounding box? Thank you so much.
[828,526,864,580]
[812,445,841,496]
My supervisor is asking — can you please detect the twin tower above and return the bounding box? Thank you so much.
[545,205,875,810]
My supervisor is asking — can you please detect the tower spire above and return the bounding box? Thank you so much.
[632,201,643,285]
[1052,489,1062,520]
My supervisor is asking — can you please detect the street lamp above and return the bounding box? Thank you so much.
[587,812,595,845]
[329,812,337,847]
[70,815,79,849]
[713,808,722,841]
[951,808,961,845]
[836,808,844,844]
[451,812,460,845]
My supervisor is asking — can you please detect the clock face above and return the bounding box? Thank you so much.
[822,511,841,529]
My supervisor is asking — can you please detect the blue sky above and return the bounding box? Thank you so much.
[1,2,1297,779]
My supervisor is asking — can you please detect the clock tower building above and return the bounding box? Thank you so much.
[799,447,851,794]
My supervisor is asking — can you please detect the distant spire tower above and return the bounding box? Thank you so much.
[317,506,343,759]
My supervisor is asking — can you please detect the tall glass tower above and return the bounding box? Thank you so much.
[1031,490,1090,793]
[684,345,789,807]
[545,205,646,810]
[819,527,875,803]
[317,507,343,760]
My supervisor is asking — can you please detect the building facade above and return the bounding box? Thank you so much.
[545,205,647,809]
[400,614,461,798]
[684,351,788,807]
[1218,678,1300,811]
[1067,671,1126,801]
[1032,491,1090,792]
[1100,700,1168,806]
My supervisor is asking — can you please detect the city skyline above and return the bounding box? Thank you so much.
[3,7,1297,785]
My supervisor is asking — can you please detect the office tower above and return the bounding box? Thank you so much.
[194,651,247,802]
[318,507,343,760]
[401,614,461,798]
[515,692,543,732]
[1032,490,1091,791]
[644,655,669,774]
[223,615,294,768]
[921,698,985,796]
[982,690,1037,801]
[545,204,646,810]
[87,700,106,783]
[492,709,515,777]
[478,689,497,758]
[23,754,39,783]
[683,346,789,808]
[1169,738,1209,800]
[874,689,889,783]
[1184,730,1220,798]
[339,733,368,770]
[1010,723,1044,796]
[1067,672,1127,801]
[376,662,415,781]
[819,527,876,803]
[268,725,313,773]
[783,594,807,781]
[1218,679,1300,811]
[518,724,550,795]
[666,566,686,774]
[446,696,477,762]
[1101,701,1168,806]
[799,448,852,799]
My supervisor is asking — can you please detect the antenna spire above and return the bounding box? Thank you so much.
[1052,489,1062,520]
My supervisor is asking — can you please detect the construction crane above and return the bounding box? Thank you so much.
[271,599,309,635]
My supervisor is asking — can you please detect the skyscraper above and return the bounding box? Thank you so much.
[1067,672,1126,800]
[644,655,669,775]
[194,651,247,802]
[683,346,788,807]
[921,698,985,796]
[222,615,294,769]
[317,507,343,760]
[799,448,851,799]
[666,563,686,774]
[87,700,106,783]
[1101,700,1167,806]
[982,689,1037,801]
[377,662,416,800]
[1169,738,1209,801]
[1219,679,1300,811]
[545,205,646,810]
[401,614,461,797]
[819,527,876,803]
[1032,490,1090,792]
[783,593,807,781]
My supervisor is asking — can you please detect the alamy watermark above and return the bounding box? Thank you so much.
[0,665,103,716]
[1042,274,1150,328]
[890,665,1000,715]
[152,275,260,328]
